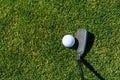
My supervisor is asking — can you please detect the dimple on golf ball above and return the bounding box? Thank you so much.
[62,35,75,47]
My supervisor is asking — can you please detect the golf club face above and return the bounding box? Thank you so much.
[76,29,88,60]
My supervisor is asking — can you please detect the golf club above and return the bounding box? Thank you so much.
[76,29,88,80]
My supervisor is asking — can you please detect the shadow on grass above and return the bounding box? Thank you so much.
[74,32,105,80]
[81,58,105,80]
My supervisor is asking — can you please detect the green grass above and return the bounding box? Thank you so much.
[0,0,120,80]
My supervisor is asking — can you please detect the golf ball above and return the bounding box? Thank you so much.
[62,35,75,47]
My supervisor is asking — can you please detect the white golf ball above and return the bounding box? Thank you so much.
[62,35,75,47]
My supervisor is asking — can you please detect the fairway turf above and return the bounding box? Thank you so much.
[0,0,120,80]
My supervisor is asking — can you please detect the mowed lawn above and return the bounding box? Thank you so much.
[0,0,120,80]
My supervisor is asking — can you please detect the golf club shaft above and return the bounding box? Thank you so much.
[77,60,84,80]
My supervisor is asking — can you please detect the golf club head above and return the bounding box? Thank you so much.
[76,29,88,60]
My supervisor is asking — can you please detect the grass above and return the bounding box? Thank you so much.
[0,0,120,80]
